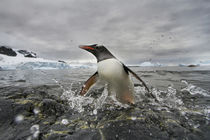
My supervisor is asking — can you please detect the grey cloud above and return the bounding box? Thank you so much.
[0,0,210,65]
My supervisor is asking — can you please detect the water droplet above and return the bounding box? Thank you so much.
[93,109,97,115]
[150,133,152,136]
[61,119,69,125]
[15,114,24,123]
[30,124,40,138]
[33,108,40,115]
[194,124,200,128]
[131,116,136,120]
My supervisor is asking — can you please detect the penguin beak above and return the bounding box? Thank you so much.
[79,45,95,51]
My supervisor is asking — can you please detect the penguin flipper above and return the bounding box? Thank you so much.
[80,72,98,96]
[122,64,150,92]
[123,65,159,101]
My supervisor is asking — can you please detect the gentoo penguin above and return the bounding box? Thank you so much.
[79,44,150,104]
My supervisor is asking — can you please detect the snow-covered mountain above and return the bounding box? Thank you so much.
[0,46,71,70]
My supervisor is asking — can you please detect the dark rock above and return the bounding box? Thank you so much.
[102,120,169,140]
[18,50,37,58]
[0,98,14,125]
[0,85,209,140]
[15,79,26,82]
[188,64,199,67]
[63,129,101,140]
[58,60,66,63]
[39,99,66,117]
[0,46,17,56]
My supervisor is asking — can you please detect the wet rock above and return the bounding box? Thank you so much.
[102,120,169,140]
[0,85,209,140]
[39,99,65,116]
[0,98,14,125]
[63,129,101,140]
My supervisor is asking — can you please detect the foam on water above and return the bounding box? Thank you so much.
[181,80,210,97]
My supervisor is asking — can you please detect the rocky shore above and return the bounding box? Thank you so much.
[0,84,209,140]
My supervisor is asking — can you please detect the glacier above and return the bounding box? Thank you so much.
[0,48,71,70]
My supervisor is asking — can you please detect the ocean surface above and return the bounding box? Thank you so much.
[0,66,210,139]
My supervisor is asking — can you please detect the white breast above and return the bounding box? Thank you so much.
[97,58,128,84]
[97,58,135,104]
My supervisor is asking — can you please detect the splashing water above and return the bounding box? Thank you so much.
[61,83,185,113]
[39,69,187,113]
[58,76,209,124]
[61,83,133,113]
[181,80,210,97]
[61,83,94,112]
[151,85,183,108]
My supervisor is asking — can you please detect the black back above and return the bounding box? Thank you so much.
[85,44,115,62]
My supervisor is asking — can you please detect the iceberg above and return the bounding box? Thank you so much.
[139,62,162,67]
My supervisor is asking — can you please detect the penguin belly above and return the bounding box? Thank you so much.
[97,58,135,104]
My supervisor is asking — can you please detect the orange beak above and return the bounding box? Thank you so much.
[79,45,95,50]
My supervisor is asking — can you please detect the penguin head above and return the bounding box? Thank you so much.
[79,44,115,62]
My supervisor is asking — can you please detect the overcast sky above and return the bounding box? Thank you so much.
[0,0,210,65]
